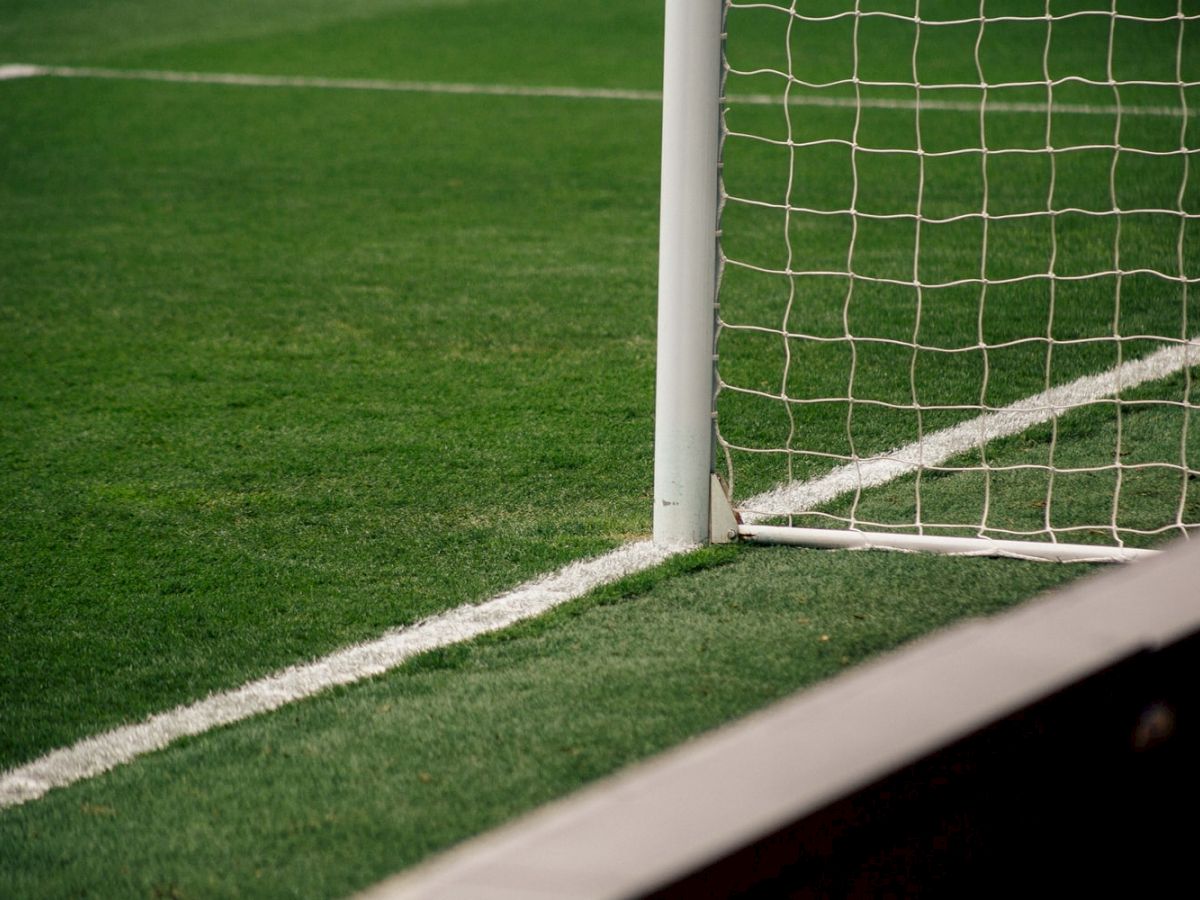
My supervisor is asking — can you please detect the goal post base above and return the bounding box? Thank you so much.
[737,524,1160,564]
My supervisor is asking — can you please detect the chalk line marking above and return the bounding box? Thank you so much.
[3,63,1195,117]
[743,338,1200,521]
[9,64,664,102]
[0,64,43,80]
[1,354,1197,810]
[0,542,680,809]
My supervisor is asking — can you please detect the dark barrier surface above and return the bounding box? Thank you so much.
[650,631,1197,898]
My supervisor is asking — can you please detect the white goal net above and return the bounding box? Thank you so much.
[711,0,1200,559]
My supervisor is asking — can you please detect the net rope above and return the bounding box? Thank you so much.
[716,0,1199,548]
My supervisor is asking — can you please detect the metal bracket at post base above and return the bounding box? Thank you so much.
[711,473,741,544]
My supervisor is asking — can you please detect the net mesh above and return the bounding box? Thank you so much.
[716,0,1200,549]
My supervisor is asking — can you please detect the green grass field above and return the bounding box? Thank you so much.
[1,2,668,771]
[1,1,1196,896]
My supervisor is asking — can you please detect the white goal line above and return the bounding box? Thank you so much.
[1,63,1194,118]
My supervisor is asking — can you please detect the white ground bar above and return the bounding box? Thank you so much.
[738,524,1159,563]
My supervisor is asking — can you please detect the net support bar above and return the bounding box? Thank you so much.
[653,0,723,547]
[738,525,1159,564]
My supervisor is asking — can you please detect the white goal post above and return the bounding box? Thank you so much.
[653,0,725,547]
[653,0,1199,561]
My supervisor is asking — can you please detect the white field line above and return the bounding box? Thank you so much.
[0,64,43,80]
[6,64,663,102]
[3,63,1195,117]
[743,338,1200,521]
[0,541,680,809]
[735,91,1199,118]
[2,339,1197,809]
